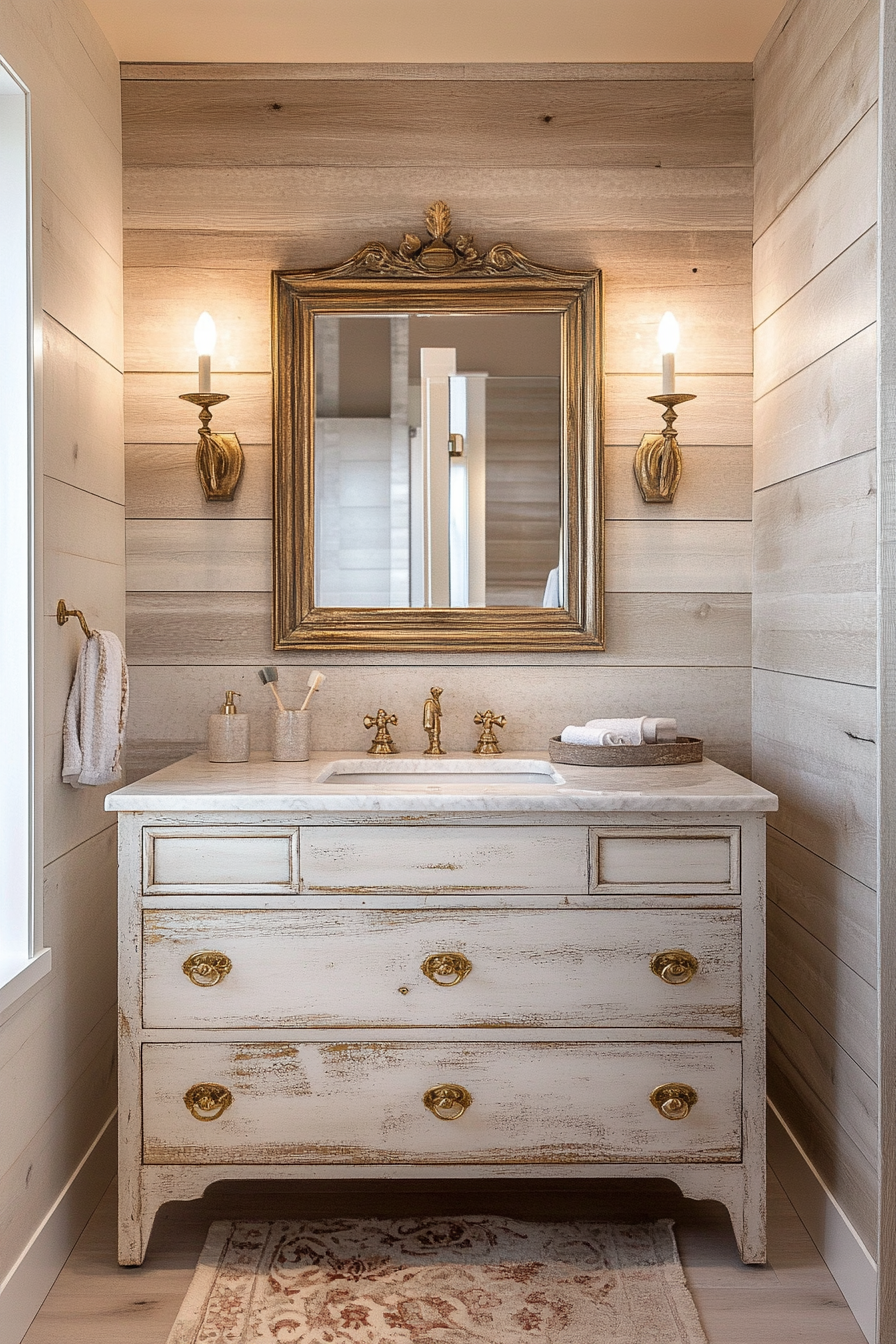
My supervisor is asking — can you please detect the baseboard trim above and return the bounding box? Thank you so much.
[767,1099,877,1343]
[0,1111,116,1344]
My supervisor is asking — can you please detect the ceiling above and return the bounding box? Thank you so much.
[84,0,785,64]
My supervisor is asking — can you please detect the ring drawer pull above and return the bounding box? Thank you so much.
[420,952,472,986]
[650,1083,698,1121]
[182,951,233,987]
[423,1084,473,1120]
[183,1082,233,1122]
[650,949,699,985]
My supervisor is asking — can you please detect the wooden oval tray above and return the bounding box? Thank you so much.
[548,735,703,767]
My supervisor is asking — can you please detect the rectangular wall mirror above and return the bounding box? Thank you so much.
[273,203,603,650]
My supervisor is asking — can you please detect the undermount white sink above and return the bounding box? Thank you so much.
[314,757,565,787]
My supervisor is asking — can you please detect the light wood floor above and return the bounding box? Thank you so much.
[22,1170,865,1344]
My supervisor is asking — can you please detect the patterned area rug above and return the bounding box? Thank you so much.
[166,1216,707,1343]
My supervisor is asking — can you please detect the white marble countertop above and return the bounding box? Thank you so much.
[106,751,778,814]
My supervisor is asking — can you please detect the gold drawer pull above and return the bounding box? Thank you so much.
[423,1084,473,1120]
[650,1083,698,1121]
[184,1082,233,1121]
[182,951,232,987]
[650,949,699,985]
[420,952,472,986]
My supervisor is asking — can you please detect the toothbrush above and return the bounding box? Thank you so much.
[299,670,326,712]
[257,666,286,712]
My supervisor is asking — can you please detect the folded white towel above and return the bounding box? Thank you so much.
[561,716,678,747]
[62,630,129,787]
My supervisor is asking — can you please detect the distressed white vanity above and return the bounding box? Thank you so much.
[108,752,776,1265]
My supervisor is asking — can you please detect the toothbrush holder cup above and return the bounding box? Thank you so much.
[272,708,311,762]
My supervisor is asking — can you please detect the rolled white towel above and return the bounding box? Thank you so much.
[560,716,678,747]
[586,716,677,744]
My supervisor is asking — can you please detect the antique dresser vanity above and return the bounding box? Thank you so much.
[108,752,776,1265]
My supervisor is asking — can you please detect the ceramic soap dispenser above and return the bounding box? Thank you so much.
[207,690,250,763]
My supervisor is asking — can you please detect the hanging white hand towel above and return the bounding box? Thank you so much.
[62,630,129,787]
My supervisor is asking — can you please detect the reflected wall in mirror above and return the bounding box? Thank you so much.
[273,202,603,651]
[313,311,562,609]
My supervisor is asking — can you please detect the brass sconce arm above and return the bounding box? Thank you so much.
[179,391,244,501]
[634,392,696,504]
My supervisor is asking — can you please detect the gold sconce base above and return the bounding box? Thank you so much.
[634,392,696,504]
[179,392,244,501]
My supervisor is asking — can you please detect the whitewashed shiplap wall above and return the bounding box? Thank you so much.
[0,0,123,1337]
[121,62,754,777]
[752,0,879,1267]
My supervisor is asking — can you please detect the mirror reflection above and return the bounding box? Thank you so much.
[313,312,563,609]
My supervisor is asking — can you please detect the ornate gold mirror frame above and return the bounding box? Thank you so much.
[272,203,603,651]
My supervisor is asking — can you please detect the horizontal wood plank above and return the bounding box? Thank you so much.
[122,79,751,170]
[605,444,752,520]
[768,972,877,1167]
[125,519,271,591]
[767,827,877,987]
[123,165,753,234]
[123,227,753,287]
[753,0,879,236]
[125,590,751,668]
[753,227,877,399]
[125,372,272,442]
[125,663,751,772]
[125,442,271,519]
[42,186,124,372]
[124,266,752,376]
[605,521,751,593]
[752,669,877,888]
[768,1051,877,1252]
[767,903,877,1079]
[607,375,752,447]
[753,107,877,326]
[752,451,877,685]
[121,62,755,82]
[43,316,125,506]
[752,325,877,490]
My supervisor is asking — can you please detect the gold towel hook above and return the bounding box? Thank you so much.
[56,600,93,639]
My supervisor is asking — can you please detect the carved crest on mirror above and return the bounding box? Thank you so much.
[272,203,604,651]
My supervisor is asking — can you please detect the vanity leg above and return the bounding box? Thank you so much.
[118,1169,150,1266]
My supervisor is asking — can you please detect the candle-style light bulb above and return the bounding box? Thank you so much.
[194,311,217,393]
[657,310,680,394]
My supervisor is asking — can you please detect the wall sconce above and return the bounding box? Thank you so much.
[633,311,696,504]
[179,312,244,501]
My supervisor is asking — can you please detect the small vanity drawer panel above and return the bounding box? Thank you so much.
[142,908,741,1030]
[299,826,587,895]
[590,827,740,895]
[142,1040,741,1166]
[143,827,300,895]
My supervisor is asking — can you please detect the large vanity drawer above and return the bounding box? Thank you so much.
[299,826,587,895]
[142,1040,742,1165]
[143,827,300,895]
[143,908,741,1029]
[590,827,740,896]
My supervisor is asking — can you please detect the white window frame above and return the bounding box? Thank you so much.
[0,55,50,1016]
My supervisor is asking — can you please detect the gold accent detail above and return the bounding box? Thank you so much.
[650,1082,698,1120]
[634,393,696,504]
[650,949,699,985]
[423,1083,473,1120]
[423,686,445,756]
[272,202,603,651]
[363,708,399,755]
[182,951,233,987]
[184,1082,233,1122]
[179,392,244,501]
[398,986,410,994]
[473,710,507,755]
[448,432,464,457]
[421,952,473,986]
[56,600,93,638]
